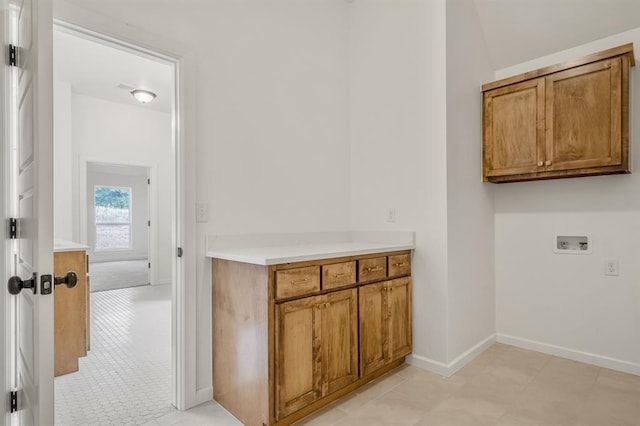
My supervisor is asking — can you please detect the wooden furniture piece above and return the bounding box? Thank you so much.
[482,43,635,183]
[54,249,89,376]
[212,250,412,426]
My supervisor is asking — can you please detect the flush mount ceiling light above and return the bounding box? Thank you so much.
[130,89,156,104]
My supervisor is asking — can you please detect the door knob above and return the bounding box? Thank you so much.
[7,273,37,295]
[55,271,78,289]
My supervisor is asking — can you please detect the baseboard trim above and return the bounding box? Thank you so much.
[497,334,640,376]
[195,386,213,406]
[407,333,497,377]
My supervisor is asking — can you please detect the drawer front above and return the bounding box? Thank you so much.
[322,261,356,290]
[388,254,411,277]
[276,266,321,299]
[358,257,387,282]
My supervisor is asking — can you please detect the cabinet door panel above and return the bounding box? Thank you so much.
[546,58,622,171]
[359,282,387,376]
[388,278,412,361]
[322,289,358,395]
[483,78,545,178]
[276,297,322,419]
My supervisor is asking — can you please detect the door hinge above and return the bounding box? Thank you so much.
[148,262,151,269]
[177,247,183,258]
[10,390,17,413]
[147,220,150,227]
[147,178,150,185]
[8,44,16,67]
[9,218,17,239]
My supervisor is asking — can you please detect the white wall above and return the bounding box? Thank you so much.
[349,0,450,364]
[53,80,73,240]
[87,168,149,262]
[445,0,495,362]
[495,29,640,373]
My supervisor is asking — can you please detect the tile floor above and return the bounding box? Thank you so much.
[56,282,640,426]
[55,284,172,425]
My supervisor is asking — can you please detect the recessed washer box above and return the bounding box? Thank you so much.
[553,235,591,254]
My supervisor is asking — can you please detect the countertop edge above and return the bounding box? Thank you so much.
[207,244,415,266]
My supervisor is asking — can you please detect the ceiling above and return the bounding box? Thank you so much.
[473,0,640,70]
[53,29,173,113]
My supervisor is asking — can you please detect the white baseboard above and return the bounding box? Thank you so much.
[195,386,213,406]
[497,334,640,376]
[407,333,497,377]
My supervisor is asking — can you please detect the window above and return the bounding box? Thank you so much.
[94,186,132,250]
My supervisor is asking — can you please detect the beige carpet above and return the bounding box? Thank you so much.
[89,259,149,292]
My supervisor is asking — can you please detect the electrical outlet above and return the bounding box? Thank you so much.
[604,259,619,276]
[386,208,396,223]
[196,203,208,223]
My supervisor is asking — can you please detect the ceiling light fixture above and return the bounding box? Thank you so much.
[131,89,156,104]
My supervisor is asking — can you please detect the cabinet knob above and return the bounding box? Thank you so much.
[537,161,543,167]
[545,160,552,166]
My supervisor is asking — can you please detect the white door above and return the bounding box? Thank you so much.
[3,0,54,425]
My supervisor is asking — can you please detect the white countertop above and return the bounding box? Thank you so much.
[206,231,415,265]
[54,238,89,253]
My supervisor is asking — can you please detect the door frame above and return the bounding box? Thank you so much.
[51,11,198,410]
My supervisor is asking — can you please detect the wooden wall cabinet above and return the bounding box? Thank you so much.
[212,250,412,426]
[483,43,635,183]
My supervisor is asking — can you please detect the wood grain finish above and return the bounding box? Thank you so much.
[482,44,634,183]
[212,250,412,425]
[388,254,411,278]
[54,250,87,377]
[322,261,356,290]
[213,259,270,426]
[358,257,387,283]
[276,266,320,300]
[359,278,412,377]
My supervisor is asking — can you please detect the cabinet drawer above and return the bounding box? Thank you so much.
[388,254,411,277]
[358,257,387,282]
[276,266,320,299]
[322,261,356,290]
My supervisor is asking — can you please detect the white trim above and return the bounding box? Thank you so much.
[407,334,497,377]
[52,2,197,410]
[195,386,213,406]
[497,334,640,376]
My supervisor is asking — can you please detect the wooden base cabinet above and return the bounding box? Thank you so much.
[212,250,412,426]
[276,288,358,419]
[360,277,412,377]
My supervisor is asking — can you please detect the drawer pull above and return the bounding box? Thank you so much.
[365,266,383,273]
[334,273,350,278]
[290,278,311,285]
[393,262,407,267]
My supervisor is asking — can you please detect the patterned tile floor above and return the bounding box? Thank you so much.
[55,284,173,425]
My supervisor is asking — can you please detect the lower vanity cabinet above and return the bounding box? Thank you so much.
[360,277,412,376]
[276,288,358,419]
[212,250,412,426]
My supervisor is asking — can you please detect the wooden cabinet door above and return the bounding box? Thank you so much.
[276,296,323,419]
[359,282,388,377]
[483,78,545,180]
[545,57,623,171]
[388,277,412,361]
[321,289,358,396]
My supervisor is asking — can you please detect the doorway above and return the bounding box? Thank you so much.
[52,25,177,424]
